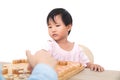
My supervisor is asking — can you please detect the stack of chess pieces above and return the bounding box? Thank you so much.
[2,59,84,80]
[2,59,30,80]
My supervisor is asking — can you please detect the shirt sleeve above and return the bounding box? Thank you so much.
[28,64,58,80]
[0,75,5,80]
[79,51,90,67]
[39,40,53,55]
[0,64,5,80]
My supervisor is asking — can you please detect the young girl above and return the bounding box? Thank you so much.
[41,8,104,72]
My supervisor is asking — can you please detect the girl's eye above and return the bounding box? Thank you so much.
[56,25,60,27]
[48,26,52,28]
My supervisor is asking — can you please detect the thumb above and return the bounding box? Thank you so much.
[26,50,32,60]
[26,50,34,70]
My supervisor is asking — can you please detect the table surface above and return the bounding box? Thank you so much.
[1,62,120,80]
[69,68,120,80]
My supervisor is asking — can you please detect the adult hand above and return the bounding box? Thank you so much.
[26,50,57,71]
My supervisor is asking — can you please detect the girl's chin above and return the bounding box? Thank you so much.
[53,38,60,41]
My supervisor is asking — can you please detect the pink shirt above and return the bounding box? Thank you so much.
[42,39,89,67]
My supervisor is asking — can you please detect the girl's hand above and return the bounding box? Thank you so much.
[87,62,104,72]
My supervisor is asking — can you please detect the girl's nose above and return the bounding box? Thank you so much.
[52,27,56,32]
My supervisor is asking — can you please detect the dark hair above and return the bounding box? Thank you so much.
[47,8,72,35]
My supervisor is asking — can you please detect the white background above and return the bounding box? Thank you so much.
[0,0,120,71]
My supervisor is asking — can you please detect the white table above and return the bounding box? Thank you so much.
[69,68,120,80]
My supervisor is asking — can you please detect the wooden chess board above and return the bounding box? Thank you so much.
[2,59,84,80]
[56,61,84,80]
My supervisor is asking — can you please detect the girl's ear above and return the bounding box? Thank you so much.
[67,24,72,31]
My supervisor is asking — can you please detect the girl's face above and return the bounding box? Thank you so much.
[48,15,71,41]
